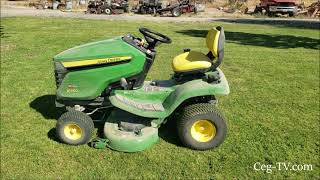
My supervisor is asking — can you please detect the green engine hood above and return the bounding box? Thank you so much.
[54,37,134,62]
[54,36,147,101]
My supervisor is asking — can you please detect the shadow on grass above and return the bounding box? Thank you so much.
[30,95,65,143]
[158,116,184,147]
[0,25,13,39]
[47,128,60,142]
[214,18,320,30]
[29,95,65,120]
[176,29,320,50]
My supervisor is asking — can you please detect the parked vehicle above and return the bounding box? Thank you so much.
[86,0,129,15]
[254,0,298,17]
[87,0,105,14]
[131,0,163,15]
[156,0,197,17]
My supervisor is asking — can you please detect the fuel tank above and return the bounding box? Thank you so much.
[53,37,146,101]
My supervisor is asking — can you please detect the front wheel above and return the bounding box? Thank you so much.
[194,7,198,14]
[56,110,94,145]
[104,7,112,15]
[253,6,261,14]
[177,103,227,150]
[288,12,295,17]
[152,7,157,16]
[57,4,66,11]
[266,6,273,17]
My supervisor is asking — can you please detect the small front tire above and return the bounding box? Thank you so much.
[177,103,227,150]
[104,7,112,15]
[56,110,94,145]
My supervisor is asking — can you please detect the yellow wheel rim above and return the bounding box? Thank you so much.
[64,124,82,140]
[191,119,216,142]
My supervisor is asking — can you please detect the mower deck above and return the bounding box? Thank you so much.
[103,109,159,152]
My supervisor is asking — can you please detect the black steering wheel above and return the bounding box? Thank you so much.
[139,27,172,49]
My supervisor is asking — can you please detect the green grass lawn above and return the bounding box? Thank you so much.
[1,17,319,179]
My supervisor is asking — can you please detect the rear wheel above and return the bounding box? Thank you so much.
[140,7,146,14]
[177,103,227,150]
[57,4,66,11]
[172,7,181,17]
[56,110,94,145]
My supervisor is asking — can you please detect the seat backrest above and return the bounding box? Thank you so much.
[206,26,225,59]
[205,26,225,69]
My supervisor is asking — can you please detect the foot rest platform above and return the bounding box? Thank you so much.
[114,94,165,112]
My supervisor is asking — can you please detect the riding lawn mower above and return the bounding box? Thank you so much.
[53,26,230,152]
[131,0,163,15]
[86,0,129,15]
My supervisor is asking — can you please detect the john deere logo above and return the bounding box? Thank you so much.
[96,57,125,64]
[62,56,131,68]
[67,85,78,93]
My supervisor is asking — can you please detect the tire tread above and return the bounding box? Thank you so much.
[56,110,94,145]
[177,103,227,150]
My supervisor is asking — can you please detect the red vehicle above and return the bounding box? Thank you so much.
[156,0,197,17]
[254,0,298,17]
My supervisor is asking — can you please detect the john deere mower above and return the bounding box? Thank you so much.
[53,26,230,152]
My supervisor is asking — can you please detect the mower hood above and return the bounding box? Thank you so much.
[54,37,135,66]
[53,36,147,101]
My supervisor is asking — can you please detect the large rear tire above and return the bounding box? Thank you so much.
[56,111,94,145]
[177,103,227,150]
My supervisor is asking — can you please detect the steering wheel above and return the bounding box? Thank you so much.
[139,27,172,49]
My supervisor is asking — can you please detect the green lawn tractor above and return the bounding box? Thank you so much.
[53,26,230,152]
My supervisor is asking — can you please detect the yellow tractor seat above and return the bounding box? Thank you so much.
[172,51,211,72]
[172,26,224,73]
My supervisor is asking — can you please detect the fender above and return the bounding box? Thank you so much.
[109,68,229,118]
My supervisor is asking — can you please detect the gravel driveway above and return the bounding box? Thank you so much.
[1,5,319,28]
[1,5,216,22]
